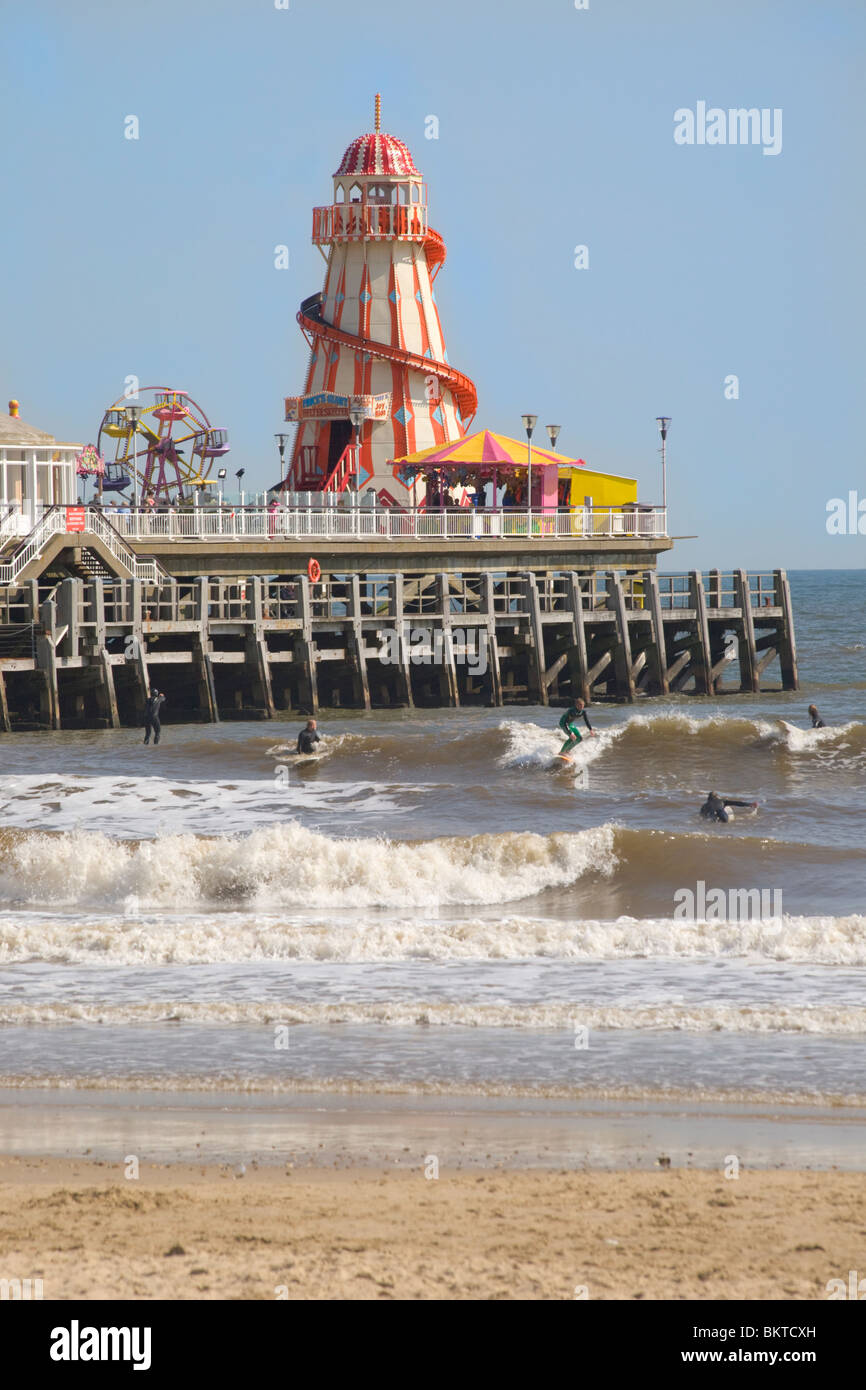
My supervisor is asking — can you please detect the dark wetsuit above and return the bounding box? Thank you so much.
[700,793,754,824]
[297,728,321,755]
[558,706,593,753]
[810,713,825,729]
[143,694,165,746]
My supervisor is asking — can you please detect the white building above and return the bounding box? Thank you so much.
[0,399,80,535]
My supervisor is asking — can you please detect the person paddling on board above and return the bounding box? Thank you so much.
[296,718,321,755]
[808,704,826,729]
[700,791,758,824]
[558,699,595,756]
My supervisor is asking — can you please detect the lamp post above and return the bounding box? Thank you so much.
[656,416,671,514]
[521,413,537,525]
[124,404,143,523]
[274,432,289,487]
[546,425,561,450]
[217,467,227,506]
[235,467,245,508]
[348,404,365,493]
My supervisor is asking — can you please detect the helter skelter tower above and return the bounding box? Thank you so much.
[284,96,477,503]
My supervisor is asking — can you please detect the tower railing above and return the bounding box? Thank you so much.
[312,202,428,244]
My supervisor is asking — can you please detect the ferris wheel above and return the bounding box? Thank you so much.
[96,387,230,502]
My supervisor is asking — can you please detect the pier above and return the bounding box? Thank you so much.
[0,562,798,731]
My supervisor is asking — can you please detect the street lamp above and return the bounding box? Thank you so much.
[235,467,245,508]
[217,466,227,507]
[124,403,143,517]
[348,404,365,498]
[546,425,561,450]
[274,433,289,478]
[656,416,671,513]
[521,413,537,519]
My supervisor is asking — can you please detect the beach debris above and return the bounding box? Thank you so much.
[656,1155,671,1169]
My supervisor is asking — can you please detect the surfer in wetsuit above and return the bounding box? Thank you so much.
[700,791,758,823]
[558,699,595,755]
[296,718,321,755]
[808,704,825,729]
[143,690,165,746]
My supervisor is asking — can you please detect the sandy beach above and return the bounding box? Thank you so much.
[1,1156,863,1300]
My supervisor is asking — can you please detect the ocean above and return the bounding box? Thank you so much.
[0,570,864,1121]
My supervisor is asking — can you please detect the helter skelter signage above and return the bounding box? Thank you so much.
[283,392,392,422]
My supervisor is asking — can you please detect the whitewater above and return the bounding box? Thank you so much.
[0,570,864,1103]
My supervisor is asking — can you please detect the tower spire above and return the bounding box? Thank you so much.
[374,93,381,133]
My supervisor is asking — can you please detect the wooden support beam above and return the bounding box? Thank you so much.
[389,572,413,707]
[565,571,590,705]
[350,575,371,710]
[543,651,569,690]
[775,569,799,691]
[585,649,612,687]
[734,569,759,693]
[630,649,647,682]
[755,646,778,677]
[607,572,635,702]
[297,575,319,714]
[645,571,670,695]
[524,571,548,706]
[483,573,503,706]
[689,571,712,694]
[437,574,459,707]
[667,649,692,686]
[36,596,61,729]
[98,647,120,728]
[0,668,10,733]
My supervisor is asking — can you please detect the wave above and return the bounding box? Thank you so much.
[0,821,617,915]
[2,902,866,966]
[2,999,864,1035]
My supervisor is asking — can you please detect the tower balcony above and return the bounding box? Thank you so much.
[312,202,428,245]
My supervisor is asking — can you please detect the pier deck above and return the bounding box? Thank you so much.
[0,568,798,730]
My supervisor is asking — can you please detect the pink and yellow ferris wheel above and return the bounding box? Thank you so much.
[97,387,229,501]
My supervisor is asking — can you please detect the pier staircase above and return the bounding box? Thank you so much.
[0,506,167,587]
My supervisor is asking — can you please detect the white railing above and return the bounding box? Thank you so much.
[108,506,668,543]
[0,507,165,587]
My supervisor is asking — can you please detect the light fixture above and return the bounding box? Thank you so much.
[546,424,561,449]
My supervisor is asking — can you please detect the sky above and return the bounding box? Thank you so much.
[1,0,864,568]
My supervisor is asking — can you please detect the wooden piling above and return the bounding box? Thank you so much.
[608,571,636,702]
[297,575,319,714]
[524,571,548,706]
[734,569,759,694]
[775,569,800,691]
[350,575,372,710]
[689,571,712,695]
[482,572,503,706]
[645,571,670,696]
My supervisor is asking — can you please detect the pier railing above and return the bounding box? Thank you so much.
[106,505,669,543]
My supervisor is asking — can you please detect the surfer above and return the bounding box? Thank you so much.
[699,791,758,824]
[558,699,595,756]
[808,704,826,729]
[143,690,165,746]
[296,718,321,755]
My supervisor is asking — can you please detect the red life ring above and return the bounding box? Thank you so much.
[307,557,321,584]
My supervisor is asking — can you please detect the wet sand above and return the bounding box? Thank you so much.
[1,1156,863,1300]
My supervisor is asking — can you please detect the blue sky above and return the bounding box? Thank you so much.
[2,0,863,567]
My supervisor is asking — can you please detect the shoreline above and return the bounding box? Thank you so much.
[0,1155,861,1300]
[2,1087,865,1172]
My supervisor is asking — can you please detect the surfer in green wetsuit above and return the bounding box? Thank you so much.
[558,699,595,755]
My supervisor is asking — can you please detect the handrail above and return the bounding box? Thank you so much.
[109,504,669,543]
[0,505,166,586]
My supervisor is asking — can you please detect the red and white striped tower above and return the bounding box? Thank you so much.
[284,95,477,502]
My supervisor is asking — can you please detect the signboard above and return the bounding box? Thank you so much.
[65,506,86,532]
[284,392,391,422]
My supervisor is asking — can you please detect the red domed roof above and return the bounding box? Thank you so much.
[335,131,418,178]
